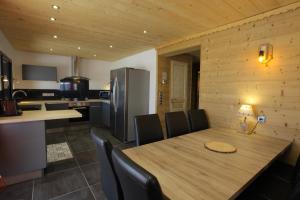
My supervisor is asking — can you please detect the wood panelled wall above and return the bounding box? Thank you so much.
[157,7,300,164]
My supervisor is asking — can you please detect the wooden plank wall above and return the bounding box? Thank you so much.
[157,7,300,164]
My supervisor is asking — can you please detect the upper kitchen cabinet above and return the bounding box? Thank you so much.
[0,52,12,100]
[22,64,57,81]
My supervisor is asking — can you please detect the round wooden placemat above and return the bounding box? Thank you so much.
[204,141,237,153]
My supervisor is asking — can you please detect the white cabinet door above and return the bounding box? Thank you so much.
[170,60,188,112]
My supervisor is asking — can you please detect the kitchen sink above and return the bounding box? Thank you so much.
[18,104,42,111]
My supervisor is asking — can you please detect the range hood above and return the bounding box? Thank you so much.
[60,56,89,81]
[60,56,89,100]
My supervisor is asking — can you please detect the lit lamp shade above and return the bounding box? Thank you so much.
[239,104,254,117]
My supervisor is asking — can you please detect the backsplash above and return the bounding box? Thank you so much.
[13,89,62,100]
[13,89,102,100]
[88,90,101,99]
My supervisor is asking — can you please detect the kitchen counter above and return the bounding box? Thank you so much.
[18,99,110,110]
[0,108,82,185]
[0,110,82,124]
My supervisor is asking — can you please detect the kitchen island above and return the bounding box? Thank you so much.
[0,109,81,185]
[18,99,110,127]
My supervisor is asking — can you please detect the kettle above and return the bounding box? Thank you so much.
[0,100,22,116]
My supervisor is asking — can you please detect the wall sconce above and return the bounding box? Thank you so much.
[1,75,10,90]
[1,75,9,82]
[258,44,273,64]
[161,72,167,85]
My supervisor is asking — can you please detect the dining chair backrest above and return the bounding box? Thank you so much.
[91,130,123,200]
[289,155,300,200]
[134,114,164,146]
[289,182,300,200]
[165,111,190,138]
[293,155,300,186]
[112,148,164,200]
[188,109,209,132]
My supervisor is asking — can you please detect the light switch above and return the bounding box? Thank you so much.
[257,115,266,123]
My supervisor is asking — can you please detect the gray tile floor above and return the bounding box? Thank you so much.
[0,123,135,200]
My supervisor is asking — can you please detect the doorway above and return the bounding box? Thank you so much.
[167,50,200,112]
[157,47,200,132]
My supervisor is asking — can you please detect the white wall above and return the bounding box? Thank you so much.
[112,49,157,113]
[0,31,15,58]
[78,59,112,90]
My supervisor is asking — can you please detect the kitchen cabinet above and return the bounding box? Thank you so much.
[22,64,57,81]
[89,102,110,127]
[0,121,46,178]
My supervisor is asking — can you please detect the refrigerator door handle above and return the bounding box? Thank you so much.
[112,77,117,113]
[115,77,119,112]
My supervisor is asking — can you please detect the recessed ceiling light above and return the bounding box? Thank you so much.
[93,54,97,57]
[53,35,58,39]
[109,45,113,48]
[52,5,60,10]
[50,17,56,21]
[143,30,147,34]
[77,46,81,50]
[50,48,53,51]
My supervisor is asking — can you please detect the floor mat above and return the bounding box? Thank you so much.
[47,142,73,163]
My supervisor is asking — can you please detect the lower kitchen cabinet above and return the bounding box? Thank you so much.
[89,102,110,127]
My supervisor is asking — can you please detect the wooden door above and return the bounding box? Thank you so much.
[170,60,188,112]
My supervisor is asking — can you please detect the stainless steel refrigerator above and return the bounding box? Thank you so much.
[110,67,150,142]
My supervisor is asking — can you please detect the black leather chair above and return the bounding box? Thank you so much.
[134,114,164,146]
[112,148,164,200]
[91,131,123,200]
[188,109,209,132]
[290,157,300,200]
[165,111,190,138]
[290,182,300,200]
[237,156,300,200]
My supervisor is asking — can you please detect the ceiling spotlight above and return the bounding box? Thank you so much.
[52,5,60,10]
[143,30,147,34]
[109,45,113,48]
[77,46,81,50]
[50,17,56,21]
[50,48,53,51]
[93,54,97,57]
[53,35,58,39]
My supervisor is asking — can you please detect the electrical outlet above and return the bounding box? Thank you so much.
[42,93,55,97]
[258,115,266,123]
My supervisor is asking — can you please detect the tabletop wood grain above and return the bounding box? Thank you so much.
[123,128,292,200]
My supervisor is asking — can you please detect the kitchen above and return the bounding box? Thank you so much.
[0,45,152,185]
[0,17,156,198]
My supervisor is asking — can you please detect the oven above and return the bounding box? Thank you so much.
[69,101,90,122]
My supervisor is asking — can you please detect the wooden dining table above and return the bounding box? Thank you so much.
[123,128,292,200]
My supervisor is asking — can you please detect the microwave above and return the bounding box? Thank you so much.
[99,90,110,100]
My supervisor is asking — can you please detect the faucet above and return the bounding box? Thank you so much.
[12,90,28,99]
